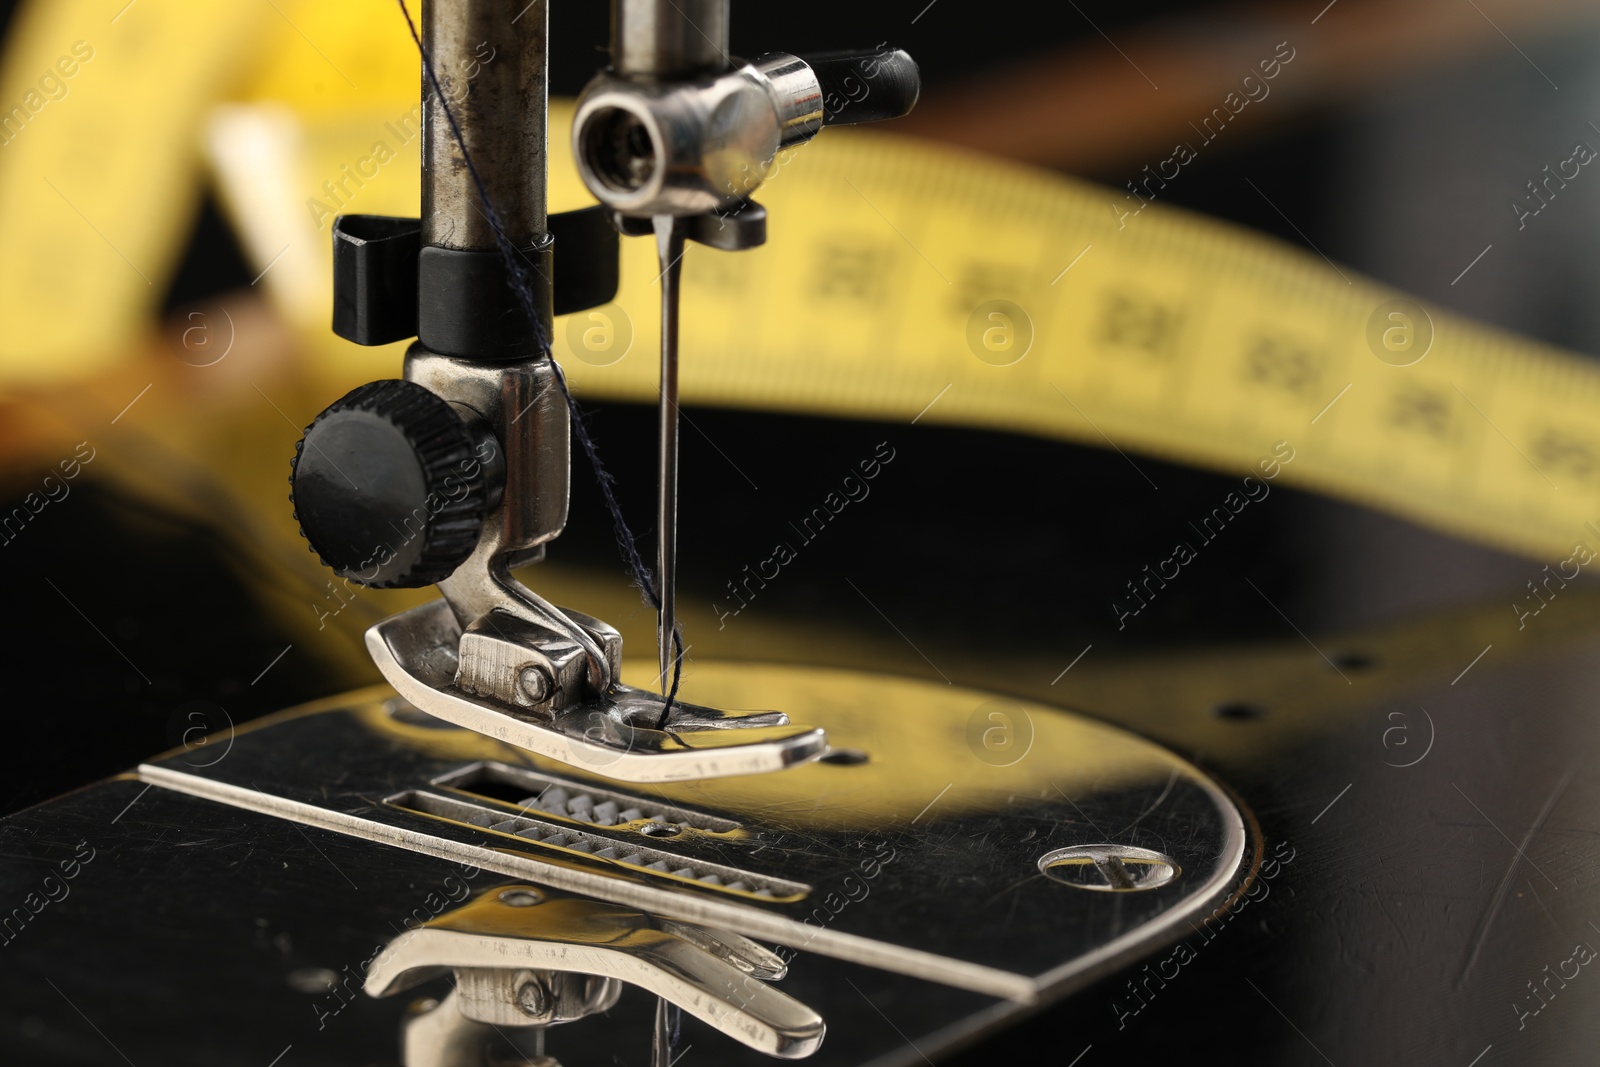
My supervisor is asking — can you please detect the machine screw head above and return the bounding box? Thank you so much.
[519,666,552,705]
[516,977,551,1018]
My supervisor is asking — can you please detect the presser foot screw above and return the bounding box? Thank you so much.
[519,666,553,705]
[517,977,551,1018]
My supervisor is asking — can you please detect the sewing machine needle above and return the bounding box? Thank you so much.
[653,215,686,693]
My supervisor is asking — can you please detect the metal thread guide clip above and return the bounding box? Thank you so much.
[289,0,918,782]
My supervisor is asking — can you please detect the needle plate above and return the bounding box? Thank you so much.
[139,661,1252,1003]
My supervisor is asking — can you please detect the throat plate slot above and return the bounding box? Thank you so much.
[388,785,806,900]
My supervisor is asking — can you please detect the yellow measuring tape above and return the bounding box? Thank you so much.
[0,0,270,381]
[3,0,1596,563]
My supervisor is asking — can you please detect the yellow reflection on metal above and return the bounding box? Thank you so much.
[355,660,1197,829]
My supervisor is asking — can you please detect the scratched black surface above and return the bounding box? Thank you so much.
[7,600,1600,1064]
[0,780,1003,1067]
[945,644,1600,1066]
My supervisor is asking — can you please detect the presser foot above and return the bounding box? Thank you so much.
[367,599,828,782]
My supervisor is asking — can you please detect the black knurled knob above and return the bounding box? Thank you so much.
[290,379,489,588]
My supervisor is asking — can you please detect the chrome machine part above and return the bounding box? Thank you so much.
[366,601,826,782]
[755,53,832,149]
[289,0,830,776]
[575,2,822,216]
[572,56,823,218]
[3,776,1001,1067]
[398,989,554,1067]
[581,0,749,701]
[366,885,826,1060]
[572,3,919,714]
[422,0,547,249]
[611,0,730,80]
[402,351,611,698]
[395,0,616,716]
[326,3,928,779]
[136,662,1252,1004]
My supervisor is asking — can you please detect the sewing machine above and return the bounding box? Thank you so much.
[5,2,1600,1065]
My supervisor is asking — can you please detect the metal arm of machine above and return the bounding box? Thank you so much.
[286,1,917,782]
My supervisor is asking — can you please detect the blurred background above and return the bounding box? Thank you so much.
[4,2,1600,1061]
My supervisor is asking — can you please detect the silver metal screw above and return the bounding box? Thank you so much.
[519,666,552,705]
[517,977,551,1018]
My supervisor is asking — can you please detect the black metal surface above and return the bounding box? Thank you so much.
[0,781,999,1067]
[686,199,767,251]
[416,239,553,360]
[549,205,621,317]
[948,647,1600,1066]
[332,215,422,347]
[0,480,364,818]
[332,209,618,347]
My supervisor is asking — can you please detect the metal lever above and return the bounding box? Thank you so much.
[366,885,826,1063]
